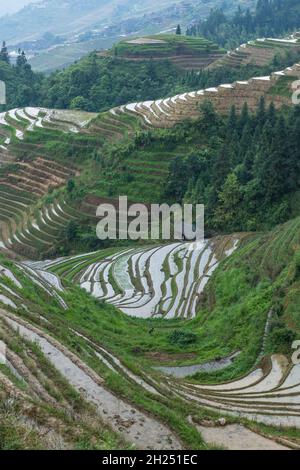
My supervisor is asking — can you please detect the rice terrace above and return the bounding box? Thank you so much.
[1,0,300,458]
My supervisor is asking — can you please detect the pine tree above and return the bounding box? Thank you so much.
[238,102,250,135]
[176,24,181,35]
[214,173,243,231]
[212,145,231,193]
[256,96,266,127]
[239,123,254,183]
[16,49,27,67]
[258,116,291,203]
[227,105,237,136]
[0,41,9,63]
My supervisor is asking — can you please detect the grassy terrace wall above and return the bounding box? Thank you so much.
[113,35,225,59]
[210,36,300,70]
[2,218,300,445]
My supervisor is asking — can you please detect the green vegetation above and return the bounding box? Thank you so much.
[82,101,300,236]
[0,53,43,111]
[1,0,300,450]
[1,30,299,114]
[112,34,224,58]
[187,0,300,48]
[33,41,300,113]
[4,93,299,258]
[2,212,300,446]
[268,74,296,97]
[41,54,184,112]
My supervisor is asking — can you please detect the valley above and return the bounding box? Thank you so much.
[1,0,300,453]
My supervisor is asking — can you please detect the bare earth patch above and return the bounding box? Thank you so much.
[145,351,197,363]
[197,424,288,450]
[126,38,167,45]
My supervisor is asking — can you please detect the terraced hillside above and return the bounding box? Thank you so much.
[29,217,300,433]
[2,215,300,448]
[33,236,240,319]
[106,62,300,129]
[0,59,300,259]
[0,107,96,146]
[209,34,300,70]
[106,35,226,71]
[0,107,100,258]
[0,260,183,450]
[170,355,300,429]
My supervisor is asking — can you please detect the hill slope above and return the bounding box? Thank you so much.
[0,0,184,44]
[188,0,300,48]
[0,59,300,258]
[108,34,226,71]
[1,216,300,446]
[209,33,300,70]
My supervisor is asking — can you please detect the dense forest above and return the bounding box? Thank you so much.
[187,0,300,48]
[93,100,300,241]
[59,99,300,254]
[165,101,300,233]
[0,42,43,109]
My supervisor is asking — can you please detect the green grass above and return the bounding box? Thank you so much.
[2,216,300,446]
[113,34,225,59]
[268,75,297,98]
[0,321,128,450]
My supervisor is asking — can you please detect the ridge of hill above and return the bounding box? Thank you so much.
[209,33,300,70]
[2,31,300,114]
[103,34,226,71]
[106,62,300,128]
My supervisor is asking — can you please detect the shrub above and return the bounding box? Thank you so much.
[168,330,198,347]
[268,326,297,354]
[294,250,300,279]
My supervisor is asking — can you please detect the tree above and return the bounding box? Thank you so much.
[199,100,220,134]
[65,221,78,242]
[214,173,243,231]
[16,49,27,67]
[256,116,293,204]
[227,105,237,135]
[67,178,75,193]
[238,102,250,135]
[239,123,254,183]
[0,41,9,63]
[70,96,89,110]
[176,24,181,35]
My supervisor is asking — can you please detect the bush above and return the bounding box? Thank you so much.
[168,330,198,347]
[268,326,296,354]
[294,250,300,279]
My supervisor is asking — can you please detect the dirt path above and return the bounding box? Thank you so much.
[1,310,182,450]
[197,424,288,450]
